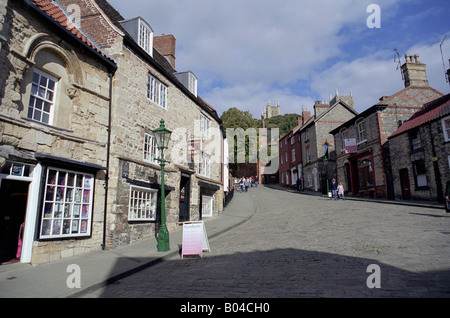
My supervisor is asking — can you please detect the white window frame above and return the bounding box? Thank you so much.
[128,185,157,221]
[202,195,214,217]
[357,119,367,143]
[281,172,284,184]
[292,149,296,162]
[442,116,450,142]
[413,160,428,188]
[306,148,311,163]
[280,153,283,164]
[138,19,153,55]
[200,113,211,138]
[28,69,58,125]
[199,152,211,178]
[143,132,159,164]
[147,73,167,110]
[39,168,94,239]
[340,128,347,151]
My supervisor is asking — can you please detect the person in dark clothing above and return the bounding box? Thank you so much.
[330,178,338,200]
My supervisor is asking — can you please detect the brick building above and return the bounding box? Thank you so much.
[388,93,450,203]
[330,54,443,199]
[54,0,226,249]
[279,117,302,188]
[299,96,358,193]
[0,0,116,264]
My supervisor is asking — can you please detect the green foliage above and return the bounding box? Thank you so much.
[264,113,301,136]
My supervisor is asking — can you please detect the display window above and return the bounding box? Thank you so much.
[40,168,94,239]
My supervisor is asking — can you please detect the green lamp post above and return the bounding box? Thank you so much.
[152,119,172,252]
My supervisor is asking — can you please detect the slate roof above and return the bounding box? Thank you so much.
[389,93,450,138]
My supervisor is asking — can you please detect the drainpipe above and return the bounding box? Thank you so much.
[370,148,377,198]
[102,72,113,250]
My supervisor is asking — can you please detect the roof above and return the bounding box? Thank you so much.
[93,0,222,125]
[389,93,450,138]
[28,0,116,68]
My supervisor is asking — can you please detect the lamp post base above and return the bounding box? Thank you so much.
[157,225,170,252]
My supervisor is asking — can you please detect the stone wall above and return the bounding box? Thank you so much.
[0,1,113,264]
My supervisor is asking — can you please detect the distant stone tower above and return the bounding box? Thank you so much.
[262,100,281,119]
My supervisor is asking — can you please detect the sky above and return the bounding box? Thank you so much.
[107,0,450,118]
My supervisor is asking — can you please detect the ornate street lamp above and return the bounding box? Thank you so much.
[152,119,172,252]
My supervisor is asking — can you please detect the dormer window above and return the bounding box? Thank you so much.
[138,19,152,54]
[120,17,154,57]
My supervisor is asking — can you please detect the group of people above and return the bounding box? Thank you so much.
[330,178,345,200]
[235,176,258,192]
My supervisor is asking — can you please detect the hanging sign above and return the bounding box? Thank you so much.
[181,221,210,258]
[344,138,357,154]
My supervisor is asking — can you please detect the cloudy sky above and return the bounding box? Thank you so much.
[107,0,450,117]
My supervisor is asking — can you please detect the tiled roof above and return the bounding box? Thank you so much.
[390,93,450,138]
[30,0,115,63]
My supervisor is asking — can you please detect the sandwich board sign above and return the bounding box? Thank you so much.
[181,221,210,258]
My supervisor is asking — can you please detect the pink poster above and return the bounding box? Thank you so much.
[181,222,203,257]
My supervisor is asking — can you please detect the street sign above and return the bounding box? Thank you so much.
[181,221,210,258]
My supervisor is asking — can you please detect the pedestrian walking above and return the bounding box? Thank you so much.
[296,177,302,191]
[445,180,450,213]
[239,178,244,193]
[244,178,250,192]
[330,178,338,200]
[337,182,345,200]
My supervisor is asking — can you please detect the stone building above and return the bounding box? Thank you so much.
[0,0,116,264]
[330,54,443,199]
[262,101,280,120]
[388,93,450,202]
[54,0,226,249]
[299,95,358,194]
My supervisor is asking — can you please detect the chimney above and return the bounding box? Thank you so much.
[401,54,429,88]
[302,109,311,124]
[154,34,176,69]
[313,101,330,118]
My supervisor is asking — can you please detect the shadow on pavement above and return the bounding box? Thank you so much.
[82,247,450,298]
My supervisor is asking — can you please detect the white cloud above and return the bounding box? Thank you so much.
[107,0,449,119]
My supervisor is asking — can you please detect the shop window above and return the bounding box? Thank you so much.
[358,157,373,188]
[128,186,157,221]
[199,152,211,178]
[413,160,428,188]
[40,168,93,238]
[202,195,213,217]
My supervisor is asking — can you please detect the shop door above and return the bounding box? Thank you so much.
[0,179,29,264]
[399,169,411,200]
[178,176,190,222]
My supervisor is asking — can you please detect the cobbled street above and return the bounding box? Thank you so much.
[83,186,450,298]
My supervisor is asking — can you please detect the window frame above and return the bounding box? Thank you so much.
[442,115,450,142]
[143,132,159,164]
[128,185,158,221]
[199,152,211,178]
[356,119,367,143]
[413,159,428,189]
[409,129,422,151]
[28,69,58,125]
[201,195,214,218]
[147,73,168,110]
[39,167,94,239]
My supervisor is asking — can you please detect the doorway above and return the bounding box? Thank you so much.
[0,179,30,264]
[399,168,411,200]
[178,175,191,222]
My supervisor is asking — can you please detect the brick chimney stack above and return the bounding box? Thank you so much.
[302,109,311,124]
[401,54,429,88]
[154,34,176,69]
